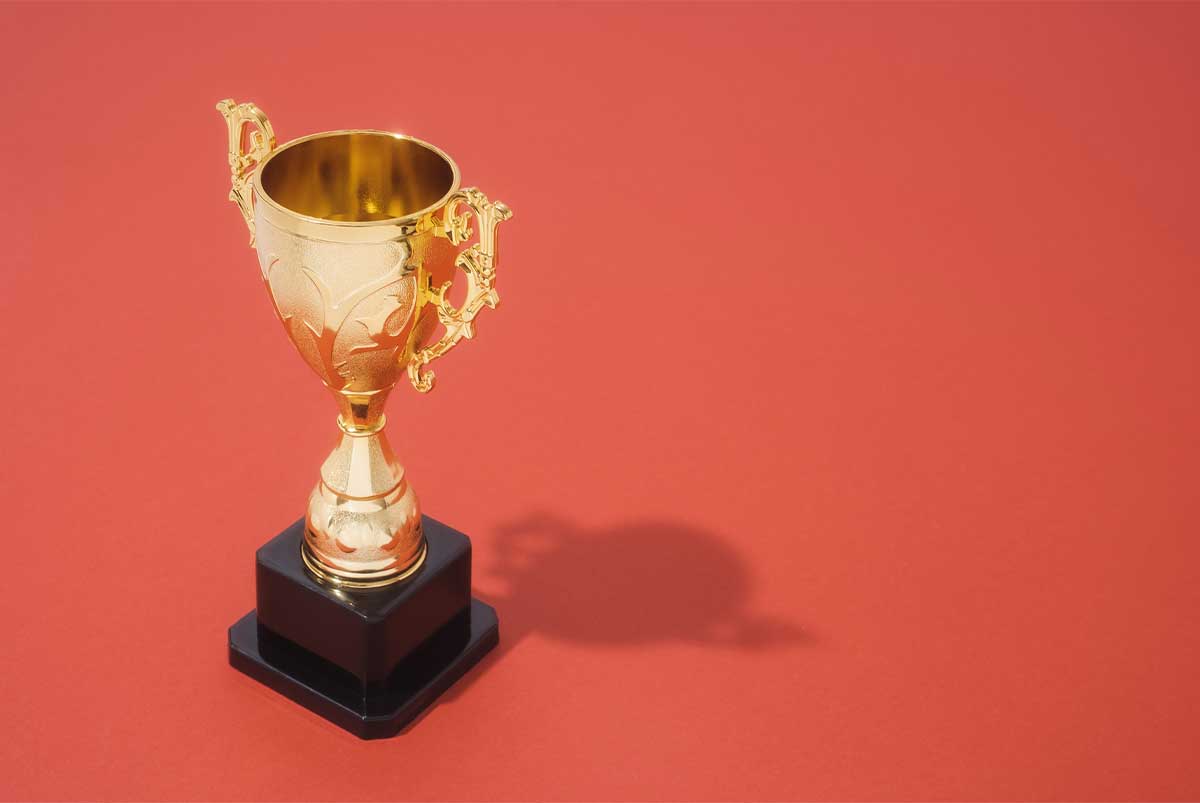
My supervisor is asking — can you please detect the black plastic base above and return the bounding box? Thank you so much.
[229,600,498,739]
[228,516,499,739]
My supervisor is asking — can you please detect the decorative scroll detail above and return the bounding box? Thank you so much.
[264,254,416,391]
[407,188,512,393]
[216,98,275,246]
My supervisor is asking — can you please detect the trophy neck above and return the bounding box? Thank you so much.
[333,387,392,432]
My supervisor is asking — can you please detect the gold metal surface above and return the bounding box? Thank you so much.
[216,99,275,246]
[302,540,428,590]
[217,98,511,587]
[409,188,512,393]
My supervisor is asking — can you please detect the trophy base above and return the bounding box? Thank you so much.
[227,516,499,739]
[229,601,497,739]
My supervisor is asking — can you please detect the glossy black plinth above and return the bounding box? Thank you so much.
[228,515,499,739]
[254,516,475,685]
[229,600,498,739]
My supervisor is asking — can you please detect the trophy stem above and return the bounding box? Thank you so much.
[301,389,427,589]
[333,388,391,432]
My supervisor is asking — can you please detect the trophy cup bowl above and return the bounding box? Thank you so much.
[218,99,511,589]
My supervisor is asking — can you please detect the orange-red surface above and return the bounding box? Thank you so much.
[1,3,1198,800]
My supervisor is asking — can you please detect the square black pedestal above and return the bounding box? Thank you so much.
[228,516,499,739]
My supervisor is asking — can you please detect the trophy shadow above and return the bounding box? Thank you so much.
[414,511,809,727]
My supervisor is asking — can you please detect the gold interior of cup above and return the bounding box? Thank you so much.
[259,132,456,222]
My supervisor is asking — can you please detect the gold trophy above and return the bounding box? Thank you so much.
[218,99,509,737]
[218,98,510,588]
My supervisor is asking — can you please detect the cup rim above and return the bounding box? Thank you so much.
[252,128,462,229]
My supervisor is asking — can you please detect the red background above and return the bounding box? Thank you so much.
[1,2,1198,800]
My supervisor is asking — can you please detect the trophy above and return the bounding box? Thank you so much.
[217,98,509,738]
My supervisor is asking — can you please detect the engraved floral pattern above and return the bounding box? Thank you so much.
[256,216,419,393]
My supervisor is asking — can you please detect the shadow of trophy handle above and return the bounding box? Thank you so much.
[441,510,809,707]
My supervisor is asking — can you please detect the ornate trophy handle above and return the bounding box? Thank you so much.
[408,188,513,393]
[216,98,276,246]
